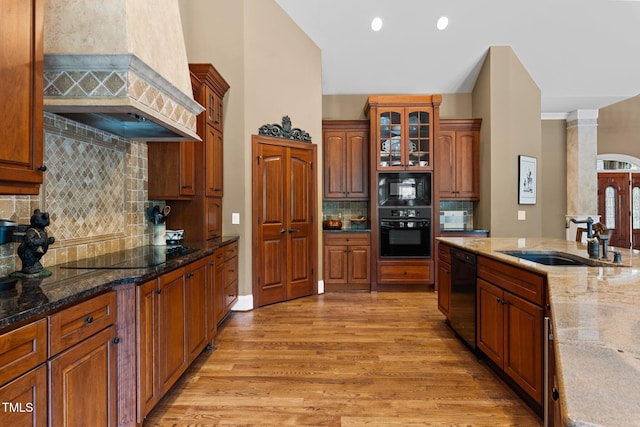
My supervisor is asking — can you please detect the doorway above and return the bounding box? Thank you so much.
[252,134,318,307]
[597,170,640,250]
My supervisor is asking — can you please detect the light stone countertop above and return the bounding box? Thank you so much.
[436,236,640,427]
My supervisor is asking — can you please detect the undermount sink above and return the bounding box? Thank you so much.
[498,250,597,266]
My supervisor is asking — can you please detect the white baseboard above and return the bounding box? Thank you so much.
[318,279,325,294]
[231,294,254,311]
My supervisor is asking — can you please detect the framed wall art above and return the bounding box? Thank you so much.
[518,155,537,204]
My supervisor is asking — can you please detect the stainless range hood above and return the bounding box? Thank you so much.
[43,0,204,141]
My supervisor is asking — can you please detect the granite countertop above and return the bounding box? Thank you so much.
[0,236,239,331]
[437,236,640,427]
[323,228,371,233]
[439,228,490,234]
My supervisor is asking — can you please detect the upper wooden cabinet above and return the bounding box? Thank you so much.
[0,0,44,195]
[148,141,196,199]
[365,95,441,171]
[322,120,369,200]
[437,119,482,200]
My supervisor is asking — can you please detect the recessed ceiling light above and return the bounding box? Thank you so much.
[371,17,383,32]
[437,16,449,31]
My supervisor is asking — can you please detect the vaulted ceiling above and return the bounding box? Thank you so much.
[275,0,640,115]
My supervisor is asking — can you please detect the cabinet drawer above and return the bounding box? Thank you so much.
[224,241,238,261]
[225,262,238,287]
[49,291,117,356]
[437,242,451,264]
[378,262,433,284]
[323,232,370,247]
[224,281,238,309]
[477,256,545,306]
[0,319,47,386]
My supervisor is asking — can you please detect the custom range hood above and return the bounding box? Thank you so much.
[43,0,204,141]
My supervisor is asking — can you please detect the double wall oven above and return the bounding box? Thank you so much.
[378,172,432,258]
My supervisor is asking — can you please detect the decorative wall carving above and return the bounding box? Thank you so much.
[258,116,312,142]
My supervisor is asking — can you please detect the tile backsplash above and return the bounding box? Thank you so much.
[322,201,370,229]
[0,113,154,277]
[439,200,475,228]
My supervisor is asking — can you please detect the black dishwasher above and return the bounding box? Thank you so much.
[450,247,477,349]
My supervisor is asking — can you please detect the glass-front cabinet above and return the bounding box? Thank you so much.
[366,95,441,171]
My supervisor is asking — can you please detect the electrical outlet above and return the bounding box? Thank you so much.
[232,212,240,225]
[518,210,526,221]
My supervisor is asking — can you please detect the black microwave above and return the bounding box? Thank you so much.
[378,172,431,207]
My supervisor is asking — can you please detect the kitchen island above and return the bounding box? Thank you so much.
[437,236,640,427]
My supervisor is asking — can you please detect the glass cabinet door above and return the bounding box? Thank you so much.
[407,109,431,169]
[378,110,403,169]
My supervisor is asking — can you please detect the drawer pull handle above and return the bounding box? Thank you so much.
[85,316,94,324]
[156,289,162,294]
[112,337,120,344]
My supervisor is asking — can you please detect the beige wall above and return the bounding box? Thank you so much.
[598,93,640,160]
[472,46,542,237]
[179,0,322,301]
[322,93,473,120]
[541,120,568,239]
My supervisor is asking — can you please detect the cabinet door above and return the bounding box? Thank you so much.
[346,131,369,198]
[0,364,47,427]
[205,125,223,197]
[158,269,188,395]
[323,131,346,198]
[437,261,451,319]
[504,291,543,405]
[377,109,404,170]
[204,85,223,131]
[477,278,504,367]
[454,130,479,199]
[323,244,348,284]
[0,0,44,194]
[405,108,432,170]
[213,250,226,325]
[206,256,218,342]
[347,246,370,284]
[49,326,117,427]
[206,197,222,239]
[179,141,196,196]
[136,279,159,419]
[186,258,208,363]
[436,131,456,198]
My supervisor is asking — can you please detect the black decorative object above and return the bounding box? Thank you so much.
[13,209,55,278]
[258,116,312,142]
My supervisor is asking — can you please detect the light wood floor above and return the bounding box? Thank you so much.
[144,292,542,426]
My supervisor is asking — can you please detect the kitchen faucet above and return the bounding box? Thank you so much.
[570,217,599,259]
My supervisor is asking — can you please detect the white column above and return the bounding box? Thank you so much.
[566,110,599,241]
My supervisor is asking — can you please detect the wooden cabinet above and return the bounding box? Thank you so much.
[148,142,196,199]
[323,232,371,291]
[136,279,160,419]
[477,256,545,406]
[186,257,208,363]
[0,0,44,195]
[436,242,451,319]
[366,95,441,171]
[437,119,481,200]
[149,63,229,240]
[322,120,369,200]
[0,319,47,426]
[48,291,118,427]
[377,260,433,286]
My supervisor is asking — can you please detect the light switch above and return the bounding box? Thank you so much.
[232,212,240,225]
[518,210,526,221]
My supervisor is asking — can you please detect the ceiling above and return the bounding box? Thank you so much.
[274,0,640,116]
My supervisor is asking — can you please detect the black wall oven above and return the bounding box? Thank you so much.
[379,207,431,258]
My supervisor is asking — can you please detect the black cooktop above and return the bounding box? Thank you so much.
[61,245,192,270]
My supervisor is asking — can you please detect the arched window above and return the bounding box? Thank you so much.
[605,186,616,229]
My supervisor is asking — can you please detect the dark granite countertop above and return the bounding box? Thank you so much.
[0,236,238,332]
[322,229,371,233]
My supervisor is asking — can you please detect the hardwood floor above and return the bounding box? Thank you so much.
[144,292,542,426]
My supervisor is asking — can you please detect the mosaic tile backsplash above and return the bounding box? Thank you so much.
[0,113,154,277]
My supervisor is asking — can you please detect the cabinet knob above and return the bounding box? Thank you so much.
[85,316,93,324]
[156,289,162,294]
[112,337,120,344]
[38,165,47,172]
[552,388,559,400]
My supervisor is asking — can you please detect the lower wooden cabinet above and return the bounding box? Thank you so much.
[0,364,47,426]
[323,232,371,291]
[49,325,117,427]
[436,243,451,319]
[186,257,208,363]
[377,260,433,286]
[477,258,545,407]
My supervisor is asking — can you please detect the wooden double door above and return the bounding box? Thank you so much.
[597,172,640,249]
[252,135,317,307]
